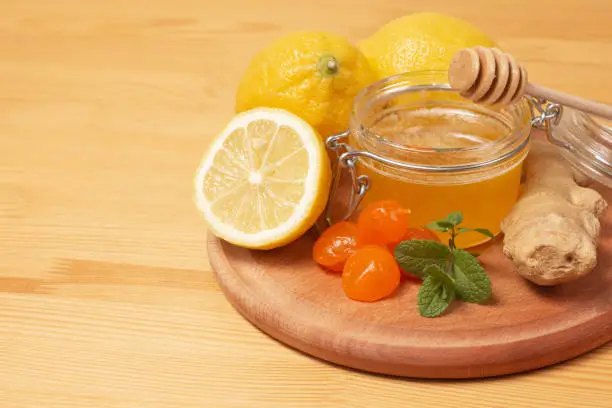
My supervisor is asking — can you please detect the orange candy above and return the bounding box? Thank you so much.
[357,200,409,246]
[313,221,361,272]
[342,246,401,302]
[314,200,435,302]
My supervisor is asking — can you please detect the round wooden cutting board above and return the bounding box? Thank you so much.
[207,188,612,379]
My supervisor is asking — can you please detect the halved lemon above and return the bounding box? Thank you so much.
[194,108,332,249]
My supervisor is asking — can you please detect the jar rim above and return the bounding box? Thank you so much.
[349,70,533,174]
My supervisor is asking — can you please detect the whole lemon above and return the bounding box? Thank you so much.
[235,31,377,138]
[360,12,496,81]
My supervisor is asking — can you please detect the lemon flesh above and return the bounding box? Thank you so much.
[195,108,331,249]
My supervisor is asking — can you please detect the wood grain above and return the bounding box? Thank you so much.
[1,0,612,406]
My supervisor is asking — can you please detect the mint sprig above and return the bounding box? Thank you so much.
[395,212,494,318]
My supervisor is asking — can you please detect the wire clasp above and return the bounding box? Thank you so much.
[323,131,369,226]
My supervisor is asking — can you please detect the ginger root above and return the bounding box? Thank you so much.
[500,139,608,286]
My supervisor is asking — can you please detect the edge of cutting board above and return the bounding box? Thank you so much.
[207,224,612,378]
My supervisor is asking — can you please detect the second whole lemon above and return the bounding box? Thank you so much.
[235,31,377,138]
[360,12,496,81]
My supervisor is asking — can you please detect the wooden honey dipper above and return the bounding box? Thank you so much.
[448,46,612,120]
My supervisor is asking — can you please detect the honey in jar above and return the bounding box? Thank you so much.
[335,71,532,248]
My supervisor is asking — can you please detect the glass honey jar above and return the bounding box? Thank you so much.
[325,70,532,248]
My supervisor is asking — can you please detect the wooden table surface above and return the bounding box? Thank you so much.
[2,1,612,406]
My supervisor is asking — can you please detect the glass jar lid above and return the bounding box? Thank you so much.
[547,106,612,187]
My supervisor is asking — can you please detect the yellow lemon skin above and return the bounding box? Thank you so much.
[235,31,377,138]
[359,12,496,81]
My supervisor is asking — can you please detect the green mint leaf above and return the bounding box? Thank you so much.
[394,240,451,278]
[418,266,456,318]
[452,249,492,303]
[444,211,463,226]
[457,227,495,238]
[474,228,495,238]
[424,264,455,288]
[426,221,453,232]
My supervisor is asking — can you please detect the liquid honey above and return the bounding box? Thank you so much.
[351,105,526,248]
